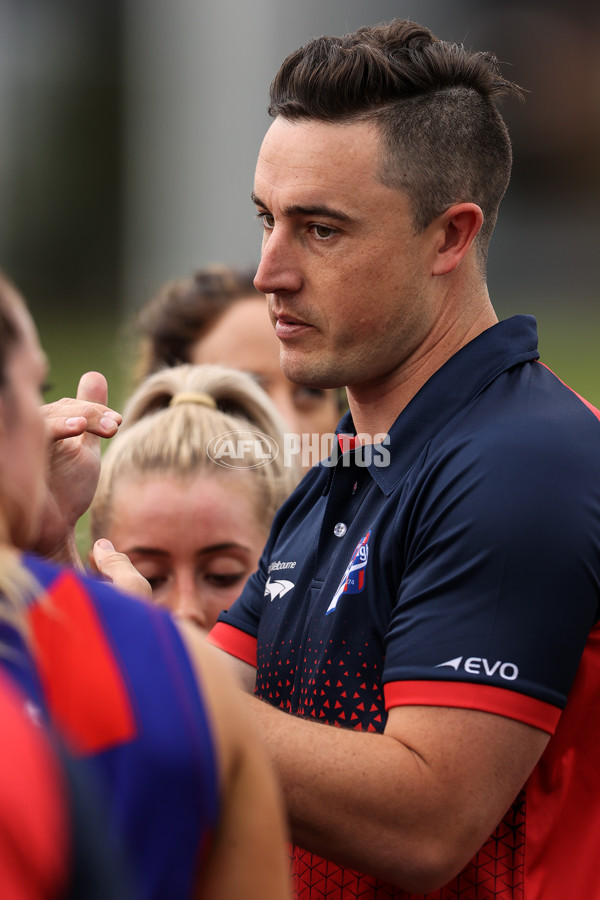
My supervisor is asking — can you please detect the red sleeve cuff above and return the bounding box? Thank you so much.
[384,680,561,734]
[206,622,257,668]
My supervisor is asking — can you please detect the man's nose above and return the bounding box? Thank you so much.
[254,228,302,296]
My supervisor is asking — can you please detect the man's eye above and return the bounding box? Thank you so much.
[311,224,335,239]
[256,212,275,229]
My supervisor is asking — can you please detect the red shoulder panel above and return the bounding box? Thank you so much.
[28,571,137,754]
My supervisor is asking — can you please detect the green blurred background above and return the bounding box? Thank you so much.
[1,1,598,413]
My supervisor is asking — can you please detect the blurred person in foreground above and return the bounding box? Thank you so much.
[89,363,299,632]
[0,268,290,900]
[0,671,70,900]
[0,670,130,899]
[133,264,343,466]
[197,18,600,900]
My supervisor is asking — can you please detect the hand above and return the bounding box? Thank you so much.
[34,372,122,565]
[92,539,153,600]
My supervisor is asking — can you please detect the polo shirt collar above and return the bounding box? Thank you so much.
[336,315,540,495]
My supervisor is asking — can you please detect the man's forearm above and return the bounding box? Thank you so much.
[242,693,548,893]
[243,693,453,891]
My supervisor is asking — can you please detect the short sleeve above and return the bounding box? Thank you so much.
[382,415,600,726]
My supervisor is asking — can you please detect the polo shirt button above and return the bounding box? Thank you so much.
[334,523,347,537]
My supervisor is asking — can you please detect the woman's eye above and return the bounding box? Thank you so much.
[293,385,329,409]
[206,572,246,588]
[147,576,168,592]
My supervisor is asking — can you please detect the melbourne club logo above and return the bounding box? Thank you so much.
[327,531,371,615]
[264,576,295,602]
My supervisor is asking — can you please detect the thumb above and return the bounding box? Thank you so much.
[93,539,153,600]
[77,371,109,406]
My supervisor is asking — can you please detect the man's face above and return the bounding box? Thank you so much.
[252,117,439,396]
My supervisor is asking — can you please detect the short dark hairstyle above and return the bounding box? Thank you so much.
[268,20,524,262]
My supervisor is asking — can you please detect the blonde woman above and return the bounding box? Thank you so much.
[90,363,299,631]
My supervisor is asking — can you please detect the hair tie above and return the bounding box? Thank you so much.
[169,391,217,409]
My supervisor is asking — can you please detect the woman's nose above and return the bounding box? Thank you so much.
[172,580,208,630]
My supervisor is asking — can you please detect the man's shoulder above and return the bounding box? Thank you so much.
[431,358,600,469]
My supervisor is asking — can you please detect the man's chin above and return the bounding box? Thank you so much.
[280,357,344,391]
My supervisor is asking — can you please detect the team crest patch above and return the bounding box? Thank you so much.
[326,531,371,615]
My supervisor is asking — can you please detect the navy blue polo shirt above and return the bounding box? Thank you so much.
[210,314,600,897]
[210,315,600,733]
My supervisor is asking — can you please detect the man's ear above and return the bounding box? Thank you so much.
[432,203,484,276]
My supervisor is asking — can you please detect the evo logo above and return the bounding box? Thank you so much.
[436,656,519,681]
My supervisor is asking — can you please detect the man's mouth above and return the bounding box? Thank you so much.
[276,312,307,326]
[274,313,312,339]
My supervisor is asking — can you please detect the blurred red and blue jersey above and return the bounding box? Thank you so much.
[210,316,600,899]
[0,670,69,900]
[3,554,219,900]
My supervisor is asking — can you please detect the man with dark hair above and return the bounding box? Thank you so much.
[202,19,600,899]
